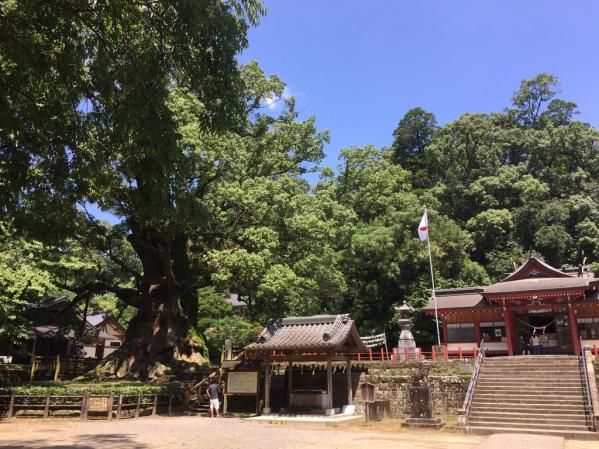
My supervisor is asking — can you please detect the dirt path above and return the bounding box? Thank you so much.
[0,417,595,449]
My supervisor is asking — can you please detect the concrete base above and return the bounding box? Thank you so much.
[247,413,361,426]
[401,417,444,429]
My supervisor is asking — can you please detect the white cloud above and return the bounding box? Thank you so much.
[261,87,293,110]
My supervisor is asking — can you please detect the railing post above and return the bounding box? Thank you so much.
[152,394,158,416]
[54,354,61,382]
[357,352,361,362]
[29,357,36,381]
[80,393,89,420]
[405,347,410,362]
[107,394,114,421]
[392,348,398,362]
[431,348,437,362]
[380,347,385,361]
[368,348,372,362]
[7,393,15,419]
[116,394,123,419]
[43,394,50,418]
[444,346,448,361]
[135,394,141,418]
[459,347,463,359]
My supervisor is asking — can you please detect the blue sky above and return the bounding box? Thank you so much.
[239,0,599,171]
[90,1,599,223]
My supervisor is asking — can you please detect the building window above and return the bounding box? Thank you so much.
[479,321,506,342]
[447,323,476,342]
[578,318,599,339]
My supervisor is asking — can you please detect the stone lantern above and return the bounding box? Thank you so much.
[395,302,419,361]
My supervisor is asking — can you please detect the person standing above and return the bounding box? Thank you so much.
[206,378,220,418]
[531,333,541,355]
[521,331,532,355]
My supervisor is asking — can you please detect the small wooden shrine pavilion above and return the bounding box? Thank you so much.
[425,254,599,356]
[244,314,366,415]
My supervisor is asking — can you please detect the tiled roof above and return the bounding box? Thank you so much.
[424,293,488,310]
[86,313,107,326]
[245,314,367,353]
[484,277,591,294]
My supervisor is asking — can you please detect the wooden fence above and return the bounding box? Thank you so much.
[0,392,187,420]
[29,356,100,381]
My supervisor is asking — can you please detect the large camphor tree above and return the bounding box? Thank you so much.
[0,1,326,377]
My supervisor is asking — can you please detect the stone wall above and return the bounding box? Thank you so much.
[353,364,471,418]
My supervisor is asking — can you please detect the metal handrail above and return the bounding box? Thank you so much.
[579,337,596,431]
[462,340,485,419]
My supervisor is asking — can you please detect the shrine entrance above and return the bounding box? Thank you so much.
[512,309,574,355]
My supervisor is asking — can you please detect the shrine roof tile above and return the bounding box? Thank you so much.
[484,277,591,295]
[245,314,367,353]
[423,293,488,310]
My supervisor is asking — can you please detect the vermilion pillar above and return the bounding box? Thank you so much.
[503,306,514,356]
[569,304,581,356]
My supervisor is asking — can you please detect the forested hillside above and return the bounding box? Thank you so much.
[1,3,598,370]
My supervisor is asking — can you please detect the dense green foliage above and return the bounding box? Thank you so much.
[0,381,183,395]
[1,3,598,360]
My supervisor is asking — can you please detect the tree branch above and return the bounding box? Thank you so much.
[56,281,142,308]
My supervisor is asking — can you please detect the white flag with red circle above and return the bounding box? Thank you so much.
[418,210,428,241]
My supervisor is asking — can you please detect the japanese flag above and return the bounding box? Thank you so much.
[418,210,428,241]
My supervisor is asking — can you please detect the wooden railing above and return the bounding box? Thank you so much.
[352,346,480,362]
[29,356,100,381]
[0,392,186,420]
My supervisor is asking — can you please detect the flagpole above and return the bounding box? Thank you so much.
[425,207,441,346]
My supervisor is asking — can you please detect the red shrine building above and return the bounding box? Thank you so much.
[424,254,599,356]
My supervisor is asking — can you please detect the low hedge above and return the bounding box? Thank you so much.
[0,381,187,396]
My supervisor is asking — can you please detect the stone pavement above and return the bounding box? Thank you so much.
[474,433,564,449]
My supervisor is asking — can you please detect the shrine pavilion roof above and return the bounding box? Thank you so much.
[484,276,593,295]
[423,292,488,310]
[245,314,367,353]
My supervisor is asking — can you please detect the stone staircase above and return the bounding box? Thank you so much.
[467,355,595,437]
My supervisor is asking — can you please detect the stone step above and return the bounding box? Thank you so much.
[471,405,586,415]
[484,358,579,363]
[480,371,580,376]
[473,393,585,402]
[466,419,590,431]
[468,412,588,424]
[483,358,578,362]
[486,355,578,360]
[476,385,584,395]
[483,367,583,370]
[477,380,582,387]
[466,425,597,439]
[478,374,581,380]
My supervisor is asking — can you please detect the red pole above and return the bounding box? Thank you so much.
[405,347,410,362]
[357,352,361,362]
[380,347,385,361]
[392,348,398,362]
[368,348,373,362]
[568,305,581,356]
[432,348,437,362]
[459,347,463,359]
[444,345,448,361]
[474,347,478,359]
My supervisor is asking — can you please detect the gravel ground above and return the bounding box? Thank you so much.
[0,416,595,449]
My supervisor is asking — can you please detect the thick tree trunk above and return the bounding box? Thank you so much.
[92,228,206,379]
